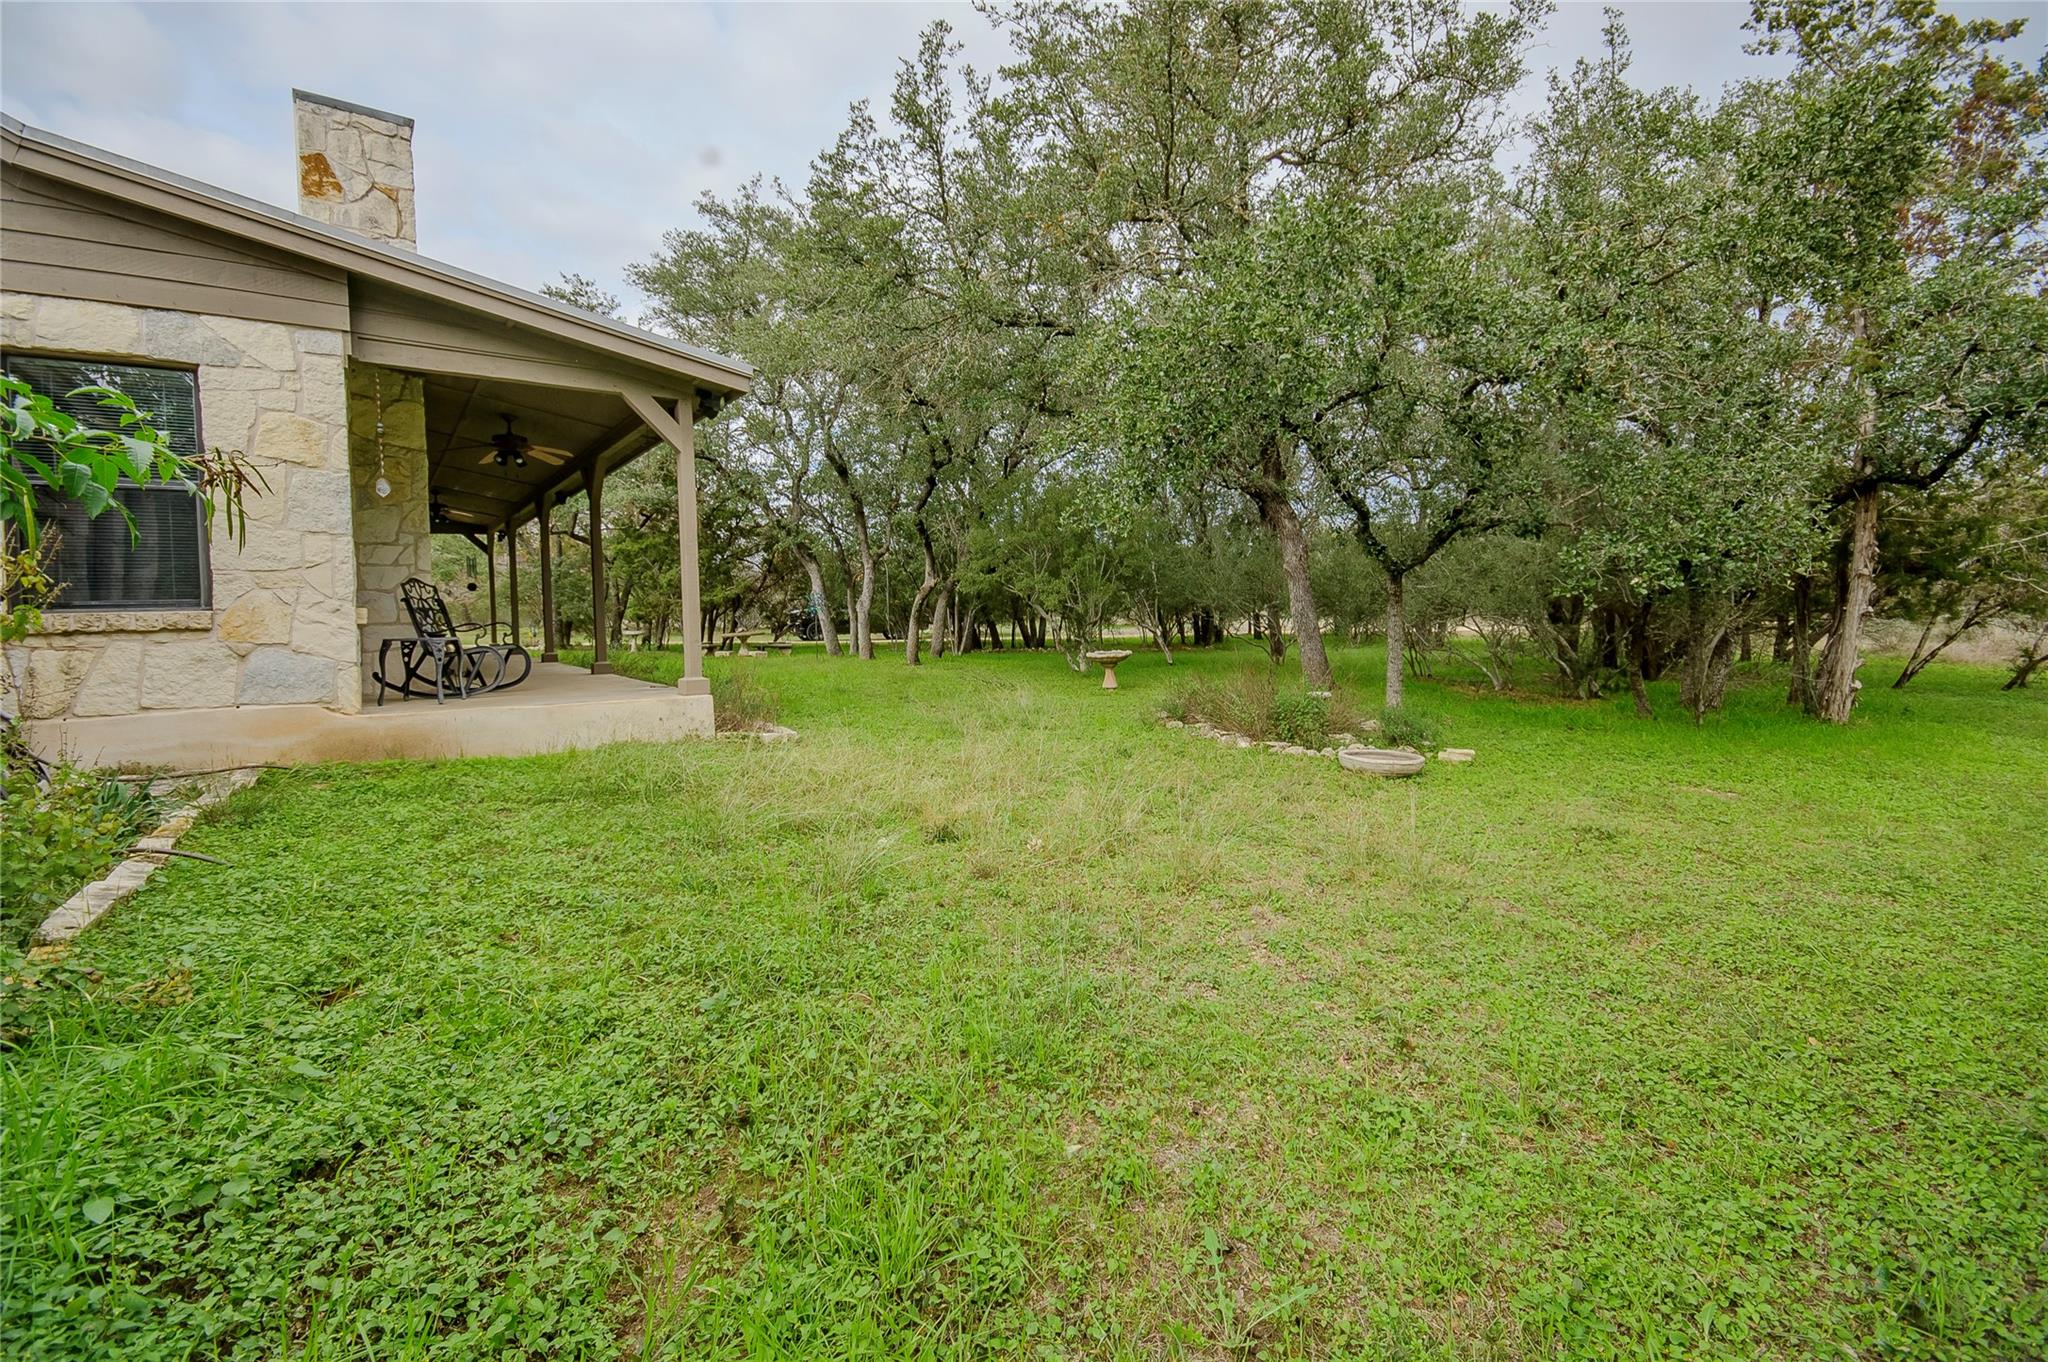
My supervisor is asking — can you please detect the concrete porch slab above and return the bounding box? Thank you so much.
[28,663,714,770]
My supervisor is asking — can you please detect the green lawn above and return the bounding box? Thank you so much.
[5,645,2045,1360]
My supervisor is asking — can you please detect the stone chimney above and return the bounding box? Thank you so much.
[292,90,416,249]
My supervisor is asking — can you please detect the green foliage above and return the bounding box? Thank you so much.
[1266,690,1331,749]
[1167,668,1360,748]
[1375,704,1446,751]
[559,0,2044,729]
[2,374,267,643]
[0,747,161,948]
[1,375,185,558]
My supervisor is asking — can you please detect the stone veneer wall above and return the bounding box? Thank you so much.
[1,293,362,720]
[294,95,416,248]
[346,361,432,687]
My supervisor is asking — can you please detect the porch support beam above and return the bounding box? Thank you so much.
[620,388,707,697]
[506,520,520,645]
[537,490,558,662]
[586,465,611,675]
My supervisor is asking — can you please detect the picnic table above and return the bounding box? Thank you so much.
[714,630,795,656]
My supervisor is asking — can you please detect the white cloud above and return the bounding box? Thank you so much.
[3,0,2040,326]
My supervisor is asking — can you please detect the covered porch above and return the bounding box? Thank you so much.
[343,275,753,749]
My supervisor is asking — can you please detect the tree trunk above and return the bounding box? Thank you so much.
[852,528,876,660]
[1894,597,1997,690]
[1545,595,1585,697]
[930,585,951,658]
[1152,609,1175,665]
[904,579,932,665]
[1787,573,1815,711]
[1814,484,1879,723]
[1627,599,1653,719]
[1255,491,1332,689]
[1678,583,1735,724]
[1266,605,1287,666]
[1813,308,1881,725]
[1385,572,1407,709]
[904,536,937,666]
[802,552,841,657]
[2003,622,2048,690]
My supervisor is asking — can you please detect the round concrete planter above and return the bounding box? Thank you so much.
[1337,745,1426,777]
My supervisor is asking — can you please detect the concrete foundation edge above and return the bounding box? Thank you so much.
[27,694,716,770]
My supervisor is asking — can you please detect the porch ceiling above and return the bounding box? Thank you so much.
[423,375,658,532]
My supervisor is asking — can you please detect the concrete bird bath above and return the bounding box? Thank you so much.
[1085,649,1133,689]
[1337,746,1426,777]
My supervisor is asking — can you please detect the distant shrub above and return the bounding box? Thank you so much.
[1376,705,1444,751]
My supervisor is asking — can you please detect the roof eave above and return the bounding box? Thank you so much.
[0,113,755,399]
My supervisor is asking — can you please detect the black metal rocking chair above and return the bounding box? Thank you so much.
[374,577,533,704]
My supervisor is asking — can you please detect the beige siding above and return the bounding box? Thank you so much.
[1,167,349,331]
[349,280,684,398]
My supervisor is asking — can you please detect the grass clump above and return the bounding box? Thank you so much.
[556,649,781,732]
[1167,668,1359,746]
[710,665,780,732]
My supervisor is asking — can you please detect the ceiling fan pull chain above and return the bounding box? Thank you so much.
[372,370,391,499]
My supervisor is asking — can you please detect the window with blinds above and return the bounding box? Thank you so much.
[4,354,209,610]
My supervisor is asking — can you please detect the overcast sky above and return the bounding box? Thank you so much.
[2,1,2040,326]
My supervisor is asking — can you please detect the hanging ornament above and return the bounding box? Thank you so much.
[372,370,392,499]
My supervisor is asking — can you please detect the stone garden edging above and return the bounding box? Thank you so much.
[32,768,263,946]
[1159,715,1474,772]
[717,723,801,743]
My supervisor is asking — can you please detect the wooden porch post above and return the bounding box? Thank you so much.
[673,397,707,696]
[587,467,611,675]
[621,388,709,699]
[538,491,558,661]
[506,521,521,645]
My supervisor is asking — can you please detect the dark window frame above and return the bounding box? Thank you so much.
[2,350,213,612]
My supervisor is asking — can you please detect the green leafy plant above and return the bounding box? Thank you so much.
[1,374,266,642]
[1376,705,1445,751]
[0,740,162,948]
[1,375,188,554]
[1268,691,1330,748]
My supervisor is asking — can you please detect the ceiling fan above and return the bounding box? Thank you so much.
[451,414,573,470]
